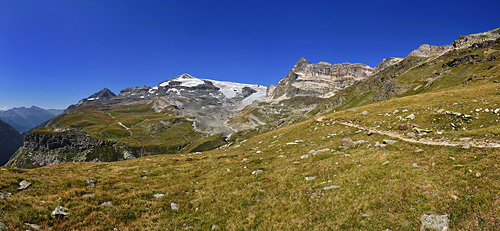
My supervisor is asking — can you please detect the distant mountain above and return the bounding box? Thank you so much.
[0,119,23,166]
[0,106,64,133]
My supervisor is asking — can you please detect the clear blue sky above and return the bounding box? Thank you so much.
[1,0,499,109]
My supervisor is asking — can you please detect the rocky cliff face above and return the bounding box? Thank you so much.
[268,58,374,100]
[407,28,500,58]
[7,130,137,168]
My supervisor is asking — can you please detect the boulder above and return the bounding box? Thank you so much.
[18,180,31,190]
[341,138,355,148]
[51,205,70,218]
[420,214,449,231]
[171,202,179,210]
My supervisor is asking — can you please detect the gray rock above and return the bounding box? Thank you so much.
[323,185,340,190]
[0,192,12,198]
[406,114,415,120]
[252,169,264,175]
[383,140,397,145]
[341,138,355,148]
[123,150,135,160]
[420,214,449,231]
[413,163,419,168]
[51,205,70,218]
[415,149,425,153]
[382,161,390,166]
[360,111,370,115]
[305,176,317,181]
[0,222,7,230]
[82,193,94,198]
[18,180,31,190]
[171,202,179,210]
[101,201,113,207]
[25,223,41,230]
[153,193,164,198]
[142,170,149,174]
[87,179,95,187]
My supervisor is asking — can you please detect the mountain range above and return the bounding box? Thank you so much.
[5,28,500,169]
[0,106,64,134]
[1,28,500,230]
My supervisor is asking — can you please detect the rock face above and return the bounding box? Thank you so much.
[268,58,374,100]
[0,119,23,166]
[374,58,404,73]
[407,28,500,58]
[452,28,500,49]
[6,131,136,168]
[67,88,117,110]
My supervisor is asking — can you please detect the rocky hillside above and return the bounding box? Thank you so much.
[7,74,269,168]
[8,28,500,169]
[267,58,375,100]
[0,120,23,165]
[0,106,64,133]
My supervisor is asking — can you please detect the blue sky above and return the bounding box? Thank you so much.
[1,0,499,109]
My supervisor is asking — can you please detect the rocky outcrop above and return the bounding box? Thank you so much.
[6,130,137,168]
[407,44,454,58]
[0,120,23,166]
[374,57,404,73]
[268,58,374,100]
[452,28,500,49]
[67,88,117,110]
[407,28,500,58]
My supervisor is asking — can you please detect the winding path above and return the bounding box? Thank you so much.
[328,119,500,148]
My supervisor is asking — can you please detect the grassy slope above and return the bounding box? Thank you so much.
[2,78,500,230]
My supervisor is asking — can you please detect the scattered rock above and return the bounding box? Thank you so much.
[87,179,95,188]
[252,170,264,175]
[241,158,248,162]
[420,214,449,231]
[374,142,386,147]
[383,140,397,145]
[142,170,149,174]
[171,202,179,210]
[258,189,265,192]
[412,163,418,168]
[360,111,370,115]
[212,224,219,230]
[406,114,415,120]
[305,176,317,181]
[300,155,309,159]
[123,150,135,160]
[476,172,481,177]
[0,192,12,199]
[462,144,471,149]
[341,138,355,148]
[51,205,70,218]
[415,149,425,153]
[323,185,340,190]
[25,223,41,230]
[398,124,409,131]
[153,193,164,198]
[101,201,113,207]
[18,180,31,190]
[382,161,390,166]
[82,193,94,198]
[256,150,263,154]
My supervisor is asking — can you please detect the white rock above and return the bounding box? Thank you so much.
[153,193,164,198]
[323,185,340,190]
[412,163,418,168]
[252,170,264,175]
[101,201,113,207]
[51,205,70,218]
[305,176,317,181]
[18,180,31,190]
[406,114,415,120]
[300,155,309,159]
[171,202,179,210]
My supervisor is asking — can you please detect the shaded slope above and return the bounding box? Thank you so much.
[0,120,23,165]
